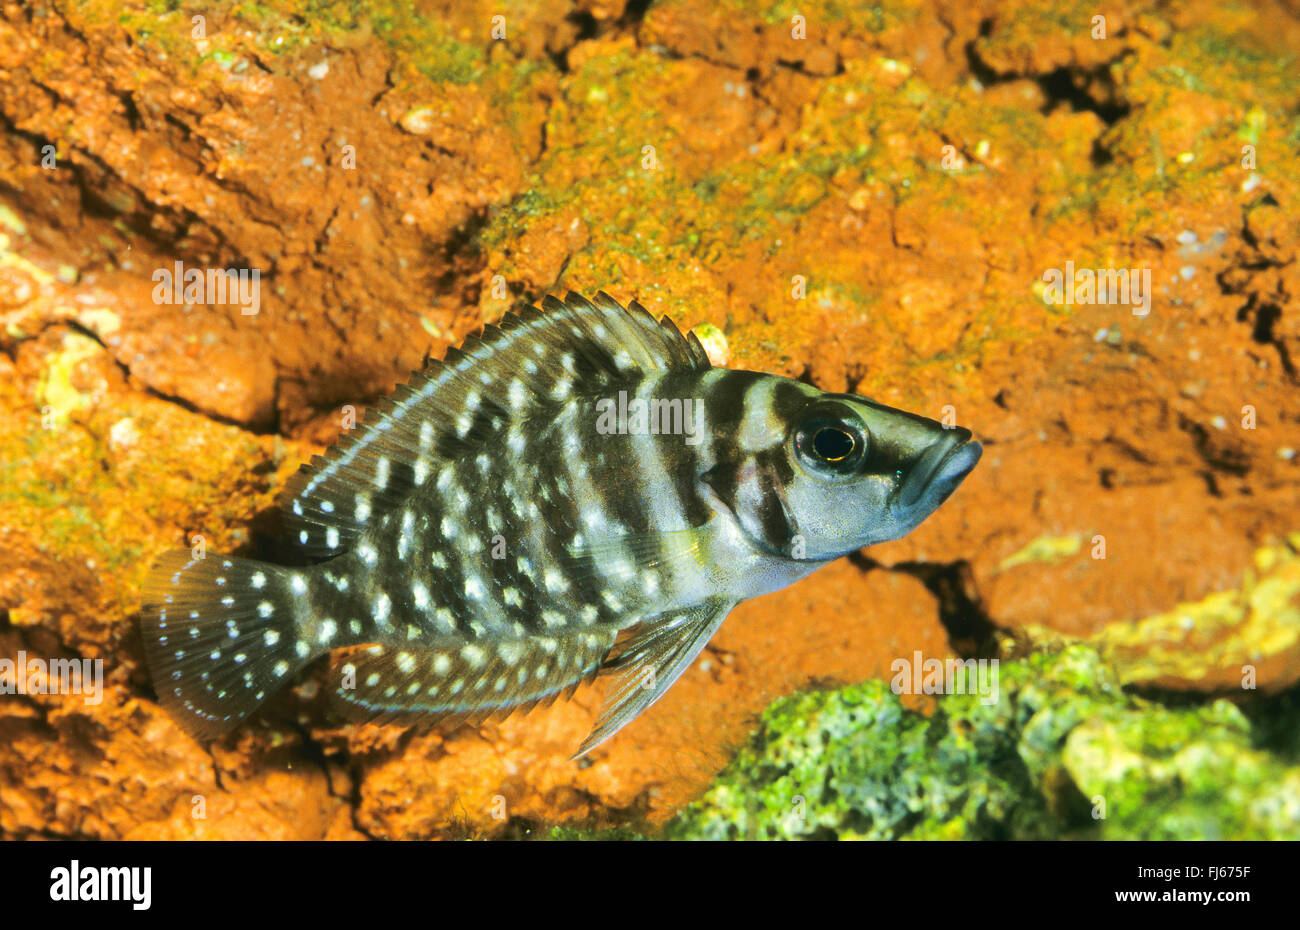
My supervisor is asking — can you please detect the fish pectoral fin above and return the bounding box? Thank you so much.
[573,597,735,759]
[562,524,715,588]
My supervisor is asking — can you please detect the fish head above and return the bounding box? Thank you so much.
[703,378,982,563]
[781,391,982,558]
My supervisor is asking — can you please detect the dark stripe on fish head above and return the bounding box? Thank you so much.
[697,374,814,557]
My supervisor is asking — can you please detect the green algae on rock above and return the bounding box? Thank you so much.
[665,646,1300,840]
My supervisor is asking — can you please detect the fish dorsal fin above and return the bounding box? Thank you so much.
[573,597,735,758]
[279,291,712,559]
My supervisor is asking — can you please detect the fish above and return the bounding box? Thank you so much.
[140,291,982,756]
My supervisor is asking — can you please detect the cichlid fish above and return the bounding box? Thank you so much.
[141,292,981,756]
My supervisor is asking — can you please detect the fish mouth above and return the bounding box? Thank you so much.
[894,429,983,512]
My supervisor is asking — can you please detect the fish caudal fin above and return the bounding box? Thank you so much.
[140,551,315,740]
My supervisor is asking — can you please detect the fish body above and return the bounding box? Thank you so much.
[142,292,981,755]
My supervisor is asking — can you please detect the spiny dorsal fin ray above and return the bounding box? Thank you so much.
[573,597,735,759]
[279,291,712,559]
[328,626,619,730]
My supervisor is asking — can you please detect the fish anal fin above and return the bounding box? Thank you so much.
[328,628,618,732]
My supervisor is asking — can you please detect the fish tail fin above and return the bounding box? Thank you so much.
[140,551,316,740]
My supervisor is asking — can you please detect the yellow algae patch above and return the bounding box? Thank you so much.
[35,331,105,424]
[1092,535,1300,690]
[997,534,1084,573]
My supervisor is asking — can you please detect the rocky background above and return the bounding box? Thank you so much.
[0,0,1297,839]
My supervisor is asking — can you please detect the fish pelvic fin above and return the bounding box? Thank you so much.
[140,551,318,740]
[573,597,735,759]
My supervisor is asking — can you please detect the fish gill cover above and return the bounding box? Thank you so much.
[0,0,1297,841]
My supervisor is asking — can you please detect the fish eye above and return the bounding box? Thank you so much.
[794,414,868,473]
[812,426,856,462]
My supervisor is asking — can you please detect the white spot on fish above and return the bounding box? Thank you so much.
[508,379,528,409]
[544,569,569,593]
